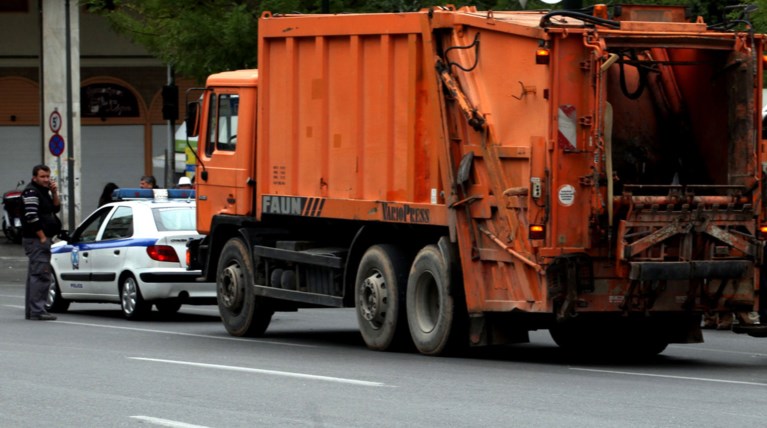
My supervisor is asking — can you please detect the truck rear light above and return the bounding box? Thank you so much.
[186,248,191,267]
[760,225,767,237]
[529,225,545,240]
[535,48,550,65]
[763,55,767,70]
[147,245,180,262]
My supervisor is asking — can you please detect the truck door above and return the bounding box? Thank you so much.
[196,89,255,233]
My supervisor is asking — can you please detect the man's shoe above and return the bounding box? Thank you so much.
[29,313,57,321]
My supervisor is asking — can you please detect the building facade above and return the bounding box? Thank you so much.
[0,1,196,218]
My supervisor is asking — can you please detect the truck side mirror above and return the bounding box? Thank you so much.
[186,102,200,138]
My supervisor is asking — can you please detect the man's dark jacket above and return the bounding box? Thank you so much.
[21,181,62,238]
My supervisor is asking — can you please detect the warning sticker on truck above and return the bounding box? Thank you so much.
[558,105,577,151]
[558,184,575,206]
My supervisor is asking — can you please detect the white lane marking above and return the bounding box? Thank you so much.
[3,304,24,309]
[179,306,220,314]
[130,357,389,387]
[54,320,315,348]
[570,367,767,387]
[130,416,209,428]
[668,343,767,358]
[1,296,24,299]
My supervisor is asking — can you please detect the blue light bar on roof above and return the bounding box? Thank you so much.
[112,188,195,201]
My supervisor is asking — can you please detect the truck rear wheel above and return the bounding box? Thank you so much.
[406,245,460,355]
[355,244,410,351]
[217,238,273,337]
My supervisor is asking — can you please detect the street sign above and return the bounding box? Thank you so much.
[49,134,65,157]
[49,110,62,133]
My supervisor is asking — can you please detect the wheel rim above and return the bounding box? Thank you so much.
[359,271,389,329]
[414,270,439,333]
[122,277,138,314]
[46,277,57,308]
[219,262,244,311]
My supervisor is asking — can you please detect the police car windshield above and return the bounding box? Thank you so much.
[152,206,196,232]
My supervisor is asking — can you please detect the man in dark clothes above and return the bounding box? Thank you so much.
[140,175,158,189]
[22,164,62,321]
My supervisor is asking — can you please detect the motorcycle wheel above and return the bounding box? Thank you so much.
[3,218,21,244]
[2,217,11,241]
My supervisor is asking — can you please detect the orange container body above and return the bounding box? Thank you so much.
[255,12,447,225]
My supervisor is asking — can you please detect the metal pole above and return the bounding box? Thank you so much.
[165,65,175,188]
[37,0,44,164]
[65,0,75,230]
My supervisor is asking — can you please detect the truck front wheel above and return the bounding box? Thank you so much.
[406,245,461,355]
[217,238,273,337]
[355,245,410,351]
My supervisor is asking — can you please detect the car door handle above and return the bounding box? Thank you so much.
[114,250,120,255]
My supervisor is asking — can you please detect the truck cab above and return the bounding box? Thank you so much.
[189,70,258,235]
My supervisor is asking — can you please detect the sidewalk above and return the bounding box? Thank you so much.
[0,239,27,283]
[0,239,24,258]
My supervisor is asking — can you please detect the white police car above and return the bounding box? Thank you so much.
[47,188,215,319]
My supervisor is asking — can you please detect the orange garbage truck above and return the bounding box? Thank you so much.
[186,4,767,355]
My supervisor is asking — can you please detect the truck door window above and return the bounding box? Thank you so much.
[217,94,239,152]
[204,93,216,157]
[204,93,239,156]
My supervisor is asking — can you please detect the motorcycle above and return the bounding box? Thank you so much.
[2,180,25,244]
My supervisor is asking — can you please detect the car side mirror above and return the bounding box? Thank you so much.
[57,230,72,242]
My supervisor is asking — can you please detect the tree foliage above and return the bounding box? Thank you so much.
[81,0,766,83]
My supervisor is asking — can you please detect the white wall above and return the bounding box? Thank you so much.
[0,126,42,191]
[80,125,144,216]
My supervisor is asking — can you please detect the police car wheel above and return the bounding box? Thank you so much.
[45,271,70,313]
[120,274,151,320]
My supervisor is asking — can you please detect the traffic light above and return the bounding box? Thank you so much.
[162,84,178,121]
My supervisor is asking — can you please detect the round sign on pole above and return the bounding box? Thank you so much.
[49,111,62,134]
[49,134,65,157]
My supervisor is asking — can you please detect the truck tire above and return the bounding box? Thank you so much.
[355,244,410,351]
[406,245,460,355]
[217,238,273,337]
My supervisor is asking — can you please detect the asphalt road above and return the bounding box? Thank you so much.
[1,239,767,427]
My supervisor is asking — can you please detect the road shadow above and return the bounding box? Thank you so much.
[261,328,367,348]
[62,307,221,323]
[251,326,739,369]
